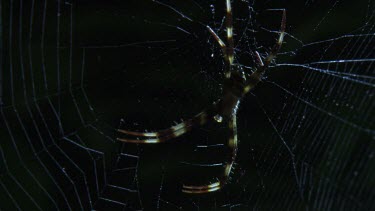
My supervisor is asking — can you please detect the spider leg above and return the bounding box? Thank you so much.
[225,0,234,66]
[182,181,221,194]
[244,9,286,94]
[117,118,197,137]
[224,115,238,179]
[117,111,210,144]
[207,25,227,59]
[182,115,237,194]
[262,9,286,68]
[206,0,235,79]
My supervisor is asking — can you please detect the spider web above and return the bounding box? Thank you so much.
[0,0,374,210]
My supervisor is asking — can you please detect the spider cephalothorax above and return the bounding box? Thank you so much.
[117,0,286,194]
[220,67,247,111]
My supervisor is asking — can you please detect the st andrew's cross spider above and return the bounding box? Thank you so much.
[117,0,286,194]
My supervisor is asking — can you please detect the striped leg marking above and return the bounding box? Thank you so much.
[224,115,237,179]
[182,115,238,194]
[182,181,221,194]
[244,9,286,94]
[207,25,227,60]
[206,0,235,79]
[262,9,286,67]
[117,111,209,144]
[225,0,234,66]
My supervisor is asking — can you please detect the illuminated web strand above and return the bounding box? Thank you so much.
[275,64,375,87]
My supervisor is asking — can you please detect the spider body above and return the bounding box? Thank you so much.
[117,0,286,194]
[219,68,247,114]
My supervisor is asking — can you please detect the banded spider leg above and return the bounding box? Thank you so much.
[117,0,286,194]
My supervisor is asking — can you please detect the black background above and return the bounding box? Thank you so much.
[1,0,374,210]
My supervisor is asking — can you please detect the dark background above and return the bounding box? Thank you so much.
[1,0,374,210]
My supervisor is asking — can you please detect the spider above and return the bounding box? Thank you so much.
[117,0,286,194]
